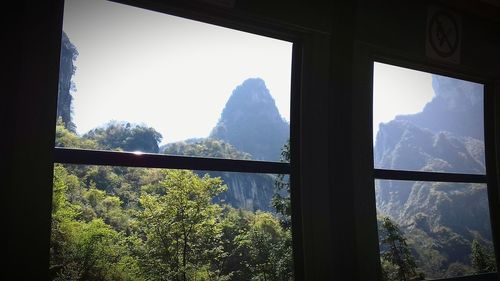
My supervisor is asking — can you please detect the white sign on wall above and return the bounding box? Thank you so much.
[426,7,462,64]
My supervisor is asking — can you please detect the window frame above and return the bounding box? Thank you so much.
[51,0,308,279]
[368,53,500,281]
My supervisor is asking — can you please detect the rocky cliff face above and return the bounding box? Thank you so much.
[210,78,289,161]
[209,171,277,211]
[374,75,492,277]
[57,32,78,132]
[374,120,485,174]
[163,138,277,211]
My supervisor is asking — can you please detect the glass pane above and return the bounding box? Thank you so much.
[56,0,292,161]
[375,179,497,280]
[50,163,293,280]
[373,62,485,174]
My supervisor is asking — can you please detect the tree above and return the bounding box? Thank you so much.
[82,184,130,232]
[217,207,293,281]
[272,140,291,228]
[50,165,142,281]
[163,138,252,160]
[239,212,290,281]
[379,217,424,281]
[217,206,253,280]
[137,170,228,281]
[84,121,162,153]
[471,239,496,274]
[268,140,294,281]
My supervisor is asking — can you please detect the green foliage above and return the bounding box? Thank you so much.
[376,178,495,279]
[51,121,294,280]
[53,219,144,281]
[52,164,81,222]
[403,227,447,279]
[84,121,162,153]
[242,212,293,281]
[82,185,130,232]
[137,170,227,280]
[51,165,143,281]
[379,217,424,281]
[217,207,253,280]
[273,140,291,228]
[55,118,98,149]
[82,166,122,193]
[471,239,497,274]
[216,207,293,281]
[163,138,252,160]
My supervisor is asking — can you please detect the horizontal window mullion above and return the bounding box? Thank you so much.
[374,169,487,183]
[53,147,290,174]
[430,272,497,281]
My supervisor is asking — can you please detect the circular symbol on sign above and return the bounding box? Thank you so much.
[428,10,459,58]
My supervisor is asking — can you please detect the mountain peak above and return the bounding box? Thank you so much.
[210,78,289,161]
[221,78,279,116]
[241,77,267,88]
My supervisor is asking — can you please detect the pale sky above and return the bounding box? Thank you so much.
[63,0,292,144]
[373,62,435,143]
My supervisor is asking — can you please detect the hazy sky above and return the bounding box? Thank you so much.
[62,1,436,146]
[373,62,435,141]
[63,0,292,144]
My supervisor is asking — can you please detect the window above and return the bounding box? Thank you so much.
[50,1,299,280]
[372,62,497,280]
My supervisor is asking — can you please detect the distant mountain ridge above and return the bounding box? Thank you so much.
[374,75,491,278]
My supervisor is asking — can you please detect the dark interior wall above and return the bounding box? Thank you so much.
[354,0,500,73]
[235,0,332,32]
[7,0,64,279]
[6,0,500,280]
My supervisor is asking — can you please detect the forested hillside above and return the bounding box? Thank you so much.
[52,123,293,281]
[374,75,496,279]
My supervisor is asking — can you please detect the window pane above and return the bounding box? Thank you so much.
[50,163,293,280]
[56,0,292,161]
[375,179,497,280]
[373,62,485,174]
